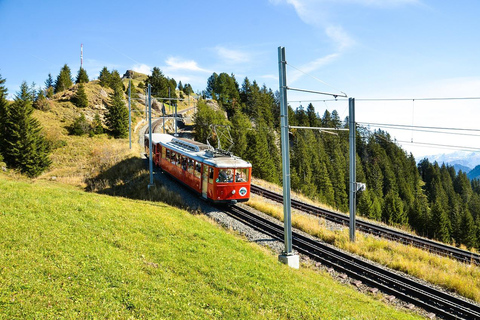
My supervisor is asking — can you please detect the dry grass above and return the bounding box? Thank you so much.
[246,195,480,303]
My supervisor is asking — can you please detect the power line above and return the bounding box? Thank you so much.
[395,140,480,152]
[358,122,480,132]
[355,97,480,102]
[286,63,347,97]
[364,124,480,138]
[288,96,480,103]
[373,133,480,153]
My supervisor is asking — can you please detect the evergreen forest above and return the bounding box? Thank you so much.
[196,72,480,250]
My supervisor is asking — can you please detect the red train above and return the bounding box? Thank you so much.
[145,133,252,204]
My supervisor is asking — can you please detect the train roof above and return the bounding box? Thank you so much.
[146,133,252,168]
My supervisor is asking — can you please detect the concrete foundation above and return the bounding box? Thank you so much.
[278,254,300,269]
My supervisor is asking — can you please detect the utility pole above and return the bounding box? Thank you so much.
[145,89,148,121]
[148,84,154,189]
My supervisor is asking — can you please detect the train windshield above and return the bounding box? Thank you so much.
[217,169,234,183]
[235,168,249,182]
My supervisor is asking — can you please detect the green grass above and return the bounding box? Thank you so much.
[0,175,420,319]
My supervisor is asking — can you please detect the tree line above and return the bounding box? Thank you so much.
[195,72,480,250]
[0,64,195,177]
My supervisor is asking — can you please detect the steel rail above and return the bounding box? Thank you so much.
[250,185,480,265]
[224,205,480,320]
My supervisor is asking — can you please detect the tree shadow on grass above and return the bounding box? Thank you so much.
[85,157,187,209]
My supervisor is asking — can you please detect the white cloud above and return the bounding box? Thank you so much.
[288,53,339,83]
[164,57,211,73]
[132,63,151,75]
[326,25,355,51]
[214,46,251,64]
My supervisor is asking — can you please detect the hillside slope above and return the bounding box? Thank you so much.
[0,174,419,319]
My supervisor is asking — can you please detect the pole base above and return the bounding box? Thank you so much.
[278,254,299,269]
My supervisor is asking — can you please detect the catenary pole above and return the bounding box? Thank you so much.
[349,98,356,241]
[278,47,293,256]
[148,84,154,188]
[145,89,148,121]
[128,78,132,149]
[174,102,177,136]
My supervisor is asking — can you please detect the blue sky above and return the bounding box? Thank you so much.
[1,0,480,159]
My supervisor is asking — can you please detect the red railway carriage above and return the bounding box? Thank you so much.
[145,133,252,204]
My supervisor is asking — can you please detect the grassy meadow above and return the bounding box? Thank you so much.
[0,175,420,319]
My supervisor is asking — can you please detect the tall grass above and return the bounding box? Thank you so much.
[247,196,480,302]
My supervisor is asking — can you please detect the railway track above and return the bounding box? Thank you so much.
[223,205,480,320]
[251,184,480,265]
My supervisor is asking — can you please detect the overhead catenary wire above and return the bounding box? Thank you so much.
[358,121,480,133]
[362,124,480,138]
[286,63,347,98]
[288,96,480,103]
[373,133,480,152]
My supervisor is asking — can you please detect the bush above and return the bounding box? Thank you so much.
[70,113,90,136]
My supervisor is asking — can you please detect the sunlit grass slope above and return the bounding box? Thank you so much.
[0,175,419,319]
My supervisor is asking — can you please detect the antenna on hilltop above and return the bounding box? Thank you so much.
[80,44,83,68]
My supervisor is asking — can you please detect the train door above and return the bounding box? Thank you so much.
[202,165,208,199]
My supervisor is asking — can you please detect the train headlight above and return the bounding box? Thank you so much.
[231,190,236,195]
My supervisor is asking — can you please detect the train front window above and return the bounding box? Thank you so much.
[235,168,249,182]
[217,169,234,183]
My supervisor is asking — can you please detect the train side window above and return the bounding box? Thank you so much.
[171,152,176,165]
[179,155,186,169]
[166,149,171,160]
[162,147,166,159]
[209,167,214,184]
[187,159,194,174]
[195,162,201,178]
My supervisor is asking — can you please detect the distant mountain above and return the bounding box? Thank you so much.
[421,151,480,171]
[453,164,472,174]
[468,165,480,180]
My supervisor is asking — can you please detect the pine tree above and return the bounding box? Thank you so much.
[91,113,104,135]
[105,87,128,138]
[382,190,407,225]
[178,81,183,92]
[45,73,54,89]
[76,67,89,84]
[430,202,451,243]
[110,70,123,91]
[0,74,9,155]
[54,64,73,93]
[459,209,477,249]
[146,67,169,98]
[74,83,88,108]
[183,83,193,95]
[33,89,49,111]
[99,67,111,88]
[244,124,278,183]
[2,81,51,177]
[71,113,90,136]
